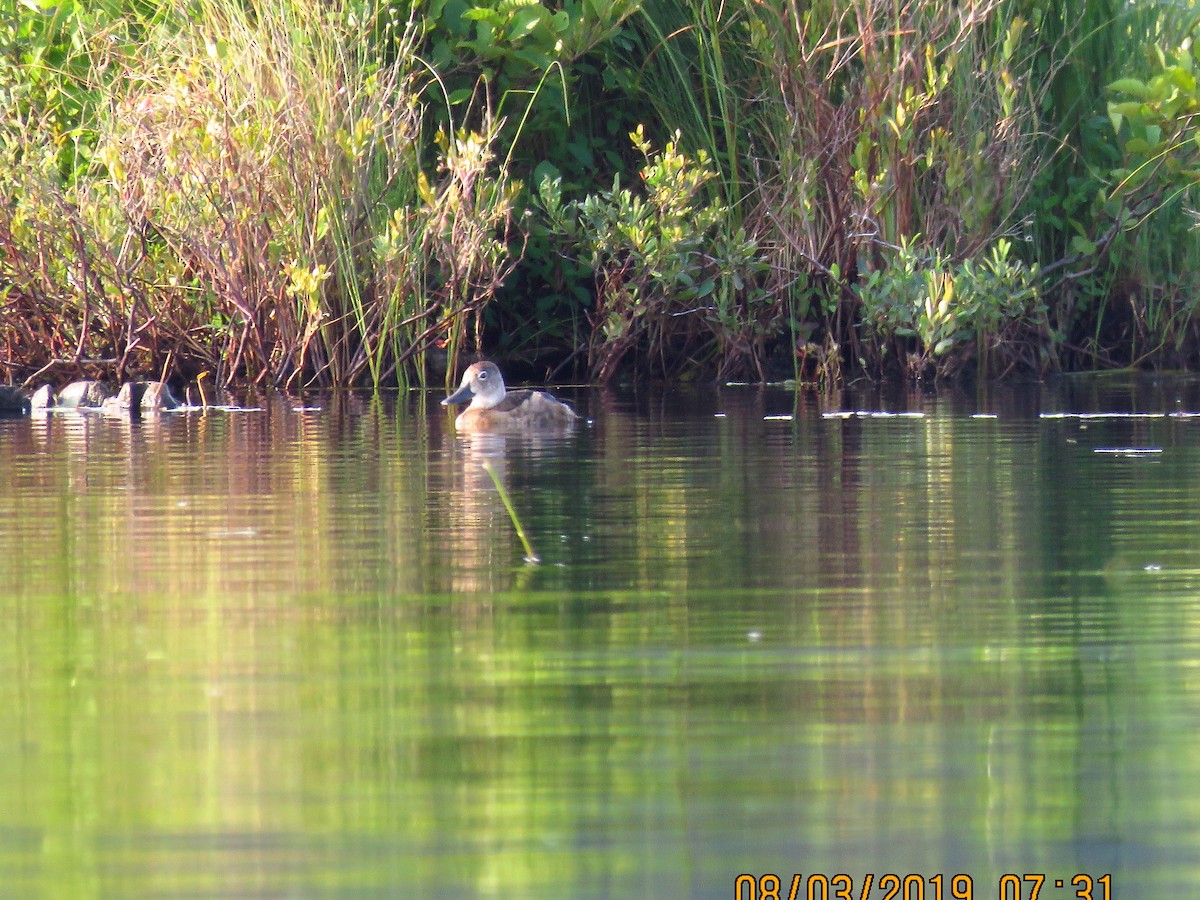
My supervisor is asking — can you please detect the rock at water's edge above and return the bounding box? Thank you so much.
[58,381,110,409]
[0,385,30,414]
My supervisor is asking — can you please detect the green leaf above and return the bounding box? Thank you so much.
[1108,101,1145,120]
[532,160,560,189]
[1107,78,1150,98]
[509,5,545,39]
[512,47,551,68]
[462,7,501,23]
[1168,66,1197,94]
[1070,235,1097,255]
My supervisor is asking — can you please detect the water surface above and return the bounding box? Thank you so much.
[2,375,1199,897]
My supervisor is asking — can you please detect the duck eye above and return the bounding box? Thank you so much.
[478,371,488,380]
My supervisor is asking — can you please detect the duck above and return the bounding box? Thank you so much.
[442,361,579,431]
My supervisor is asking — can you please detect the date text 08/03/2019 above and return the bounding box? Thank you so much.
[734,873,1112,900]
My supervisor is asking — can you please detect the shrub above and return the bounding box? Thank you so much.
[537,127,771,382]
[857,238,1050,378]
[0,0,524,389]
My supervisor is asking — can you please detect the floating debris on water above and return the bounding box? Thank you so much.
[175,404,265,413]
[1093,448,1163,457]
[822,411,926,419]
[971,413,999,419]
[763,414,794,421]
[726,380,799,388]
[1041,411,1200,419]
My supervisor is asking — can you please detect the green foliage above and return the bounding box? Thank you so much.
[537,127,770,381]
[1016,0,1200,367]
[857,239,1050,378]
[418,0,638,178]
[1083,39,1200,367]
[412,0,646,369]
[613,1,753,203]
[4,0,1200,387]
[0,0,526,389]
[1015,23,1200,371]
[423,0,637,76]
[1107,43,1200,210]
[0,3,169,381]
[723,0,1056,381]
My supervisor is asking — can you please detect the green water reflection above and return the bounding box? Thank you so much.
[2,377,1200,896]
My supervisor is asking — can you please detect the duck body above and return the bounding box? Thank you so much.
[442,361,578,431]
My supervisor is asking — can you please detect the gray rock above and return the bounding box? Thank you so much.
[99,381,180,416]
[0,385,30,414]
[100,382,139,415]
[58,380,110,408]
[116,382,142,409]
[29,385,55,409]
[140,381,179,412]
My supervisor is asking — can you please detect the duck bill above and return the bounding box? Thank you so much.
[442,382,474,407]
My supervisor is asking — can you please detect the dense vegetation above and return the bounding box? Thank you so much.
[2,0,1199,389]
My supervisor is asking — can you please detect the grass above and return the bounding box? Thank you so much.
[482,460,539,565]
[3,0,1200,387]
[1,0,522,390]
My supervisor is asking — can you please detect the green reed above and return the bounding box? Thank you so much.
[481,461,539,565]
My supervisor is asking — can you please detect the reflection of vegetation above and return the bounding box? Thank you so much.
[3,386,1200,890]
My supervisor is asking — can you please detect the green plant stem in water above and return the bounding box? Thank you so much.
[481,461,539,564]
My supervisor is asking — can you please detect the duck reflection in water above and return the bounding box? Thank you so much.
[439,428,568,591]
[442,361,578,431]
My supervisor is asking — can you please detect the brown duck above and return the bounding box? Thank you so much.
[442,361,578,431]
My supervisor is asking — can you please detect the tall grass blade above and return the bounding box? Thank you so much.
[481,460,540,565]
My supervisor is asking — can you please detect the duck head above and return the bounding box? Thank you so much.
[442,361,506,410]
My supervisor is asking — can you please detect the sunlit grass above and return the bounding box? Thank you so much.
[482,460,540,565]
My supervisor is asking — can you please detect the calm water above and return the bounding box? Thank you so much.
[1,374,1199,898]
